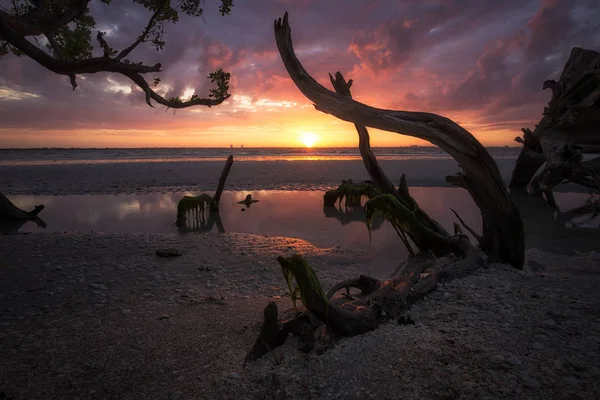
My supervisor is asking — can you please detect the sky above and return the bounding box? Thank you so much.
[0,0,599,148]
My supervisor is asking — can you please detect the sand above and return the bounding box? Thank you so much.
[0,158,519,195]
[1,232,599,400]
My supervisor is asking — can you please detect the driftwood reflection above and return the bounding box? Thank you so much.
[177,210,225,234]
[0,216,47,234]
[322,205,384,229]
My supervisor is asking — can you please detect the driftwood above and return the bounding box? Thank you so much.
[274,12,523,268]
[510,47,600,202]
[0,192,44,220]
[246,13,524,362]
[175,155,233,227]
[0,192,46,234]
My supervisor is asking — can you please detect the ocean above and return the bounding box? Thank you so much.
[0,146,522,166]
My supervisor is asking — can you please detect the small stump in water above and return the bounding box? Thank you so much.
[238,194,259,206]
[156,249,182,257]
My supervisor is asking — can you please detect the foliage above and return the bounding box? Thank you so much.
[175,193,214,226]
[364,194,414,240]
[281,262,301,309]
[277,255,329,315]
[0,0,234,105]
[323,180,380,208]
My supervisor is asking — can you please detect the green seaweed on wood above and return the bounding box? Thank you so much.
[323,180,380,208]
[364,194,451,257]
[176,194,215,227]
[277,255,329,322]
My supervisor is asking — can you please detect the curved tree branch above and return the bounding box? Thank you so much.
[0,4,231,108]
[114,0,169,62]
[273,12,524,268]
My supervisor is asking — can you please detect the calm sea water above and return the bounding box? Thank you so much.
[5,190,598,258]
[0,146,521,166]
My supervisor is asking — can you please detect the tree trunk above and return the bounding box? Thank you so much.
[274,13,524,268]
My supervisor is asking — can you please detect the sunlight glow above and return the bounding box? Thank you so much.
[298,131,318,148]
[0,87,40,100]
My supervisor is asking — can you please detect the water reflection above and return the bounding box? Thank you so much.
[5,189,598,256]
[177,211,225,234]
[323,205,384,229]
[0,216,46,234]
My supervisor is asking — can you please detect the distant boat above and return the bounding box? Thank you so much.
[241,145,244,148]
[230,144,233,149]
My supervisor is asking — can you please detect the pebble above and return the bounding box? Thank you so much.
[505,355,522,366]
[532,342,544,350]
[170,391,183,400]
[541,319,556,327]
[564,376,580,386]
[89,283,107,290]
[523,377,541,390]
[157,314,170,320]
[492,355,505,363]
[227,372,240,379]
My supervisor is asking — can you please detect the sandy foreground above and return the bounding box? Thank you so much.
[0,158,519,195]
[1,231,599,400]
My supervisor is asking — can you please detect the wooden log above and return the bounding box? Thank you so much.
[210,154,234,212]
[0,192,44,220]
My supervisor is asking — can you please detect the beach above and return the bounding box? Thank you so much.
[1,151,599,399]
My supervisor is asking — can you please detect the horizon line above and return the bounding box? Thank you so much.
[0,145,521,150]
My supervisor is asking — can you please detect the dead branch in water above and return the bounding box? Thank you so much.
[175,155,233,227]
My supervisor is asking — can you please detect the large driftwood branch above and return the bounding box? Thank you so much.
[274,12,524,268]
[510,48,600,198]
[0,5,230,108]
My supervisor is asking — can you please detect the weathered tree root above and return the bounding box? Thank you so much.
[246,248,483,362]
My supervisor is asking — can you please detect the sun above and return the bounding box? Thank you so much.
[299,131,318,148]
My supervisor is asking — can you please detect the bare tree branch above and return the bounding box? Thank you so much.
[0,11,230,108]
[273,12,524,268]
[115,0,169,62]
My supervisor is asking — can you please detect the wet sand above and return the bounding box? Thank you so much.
[0,158,519,195]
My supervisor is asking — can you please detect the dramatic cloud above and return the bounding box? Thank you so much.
[0,0,599,147]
